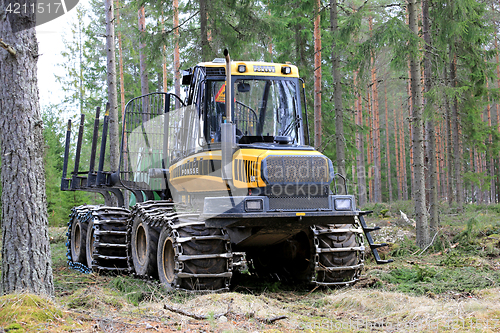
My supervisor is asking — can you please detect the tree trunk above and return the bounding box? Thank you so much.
[408,0,429,248]
[496,36,500,203]
[394,100,402,200]
[422,0,438,232]
[138,7,149,98]
[200,0,209,61]
[162,13,168,93]
[116,0,125,117]
[116,0,129,205]
[331,0,345,179]
[384,86,392,202]
[400,101,408,200]
[105,0,119,172]
[314,0,322,149]
[450,51,463,210]
[354,72,367,206]
[368,17,381,202]
[174,0,181,108]
[0,22,54,295]
[367,90,373,202]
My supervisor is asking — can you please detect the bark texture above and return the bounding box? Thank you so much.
[408,0,430,247]
[0,22,54,295]
[138,7,149,98]
[199,0,210,62]
[313,0,322,149]
[331,0,345,179]
[105,0,119,171]
[174,0,181,106]
[422,0,438,232]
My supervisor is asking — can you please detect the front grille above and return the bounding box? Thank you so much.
[265,184,329,197]
[263,155,330,184]
[268,197,330,211]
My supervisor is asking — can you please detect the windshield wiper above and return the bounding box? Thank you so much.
[280,115,301,140]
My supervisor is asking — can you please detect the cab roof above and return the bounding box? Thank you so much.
[196,59,300,78]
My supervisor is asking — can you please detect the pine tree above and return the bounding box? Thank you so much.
[0,14,54,295]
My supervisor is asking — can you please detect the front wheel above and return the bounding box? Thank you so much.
[157,228,177,290]
[157,217,232,292]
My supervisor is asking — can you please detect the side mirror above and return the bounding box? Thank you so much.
[237,82,250,93]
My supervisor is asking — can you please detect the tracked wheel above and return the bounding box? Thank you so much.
[126,201,175,278]
[66,206,96,273]
[130,215,160,277]
[70,209,89,264]
[157,216,232,292]
[313,223,365,286]
[85,207,130,273]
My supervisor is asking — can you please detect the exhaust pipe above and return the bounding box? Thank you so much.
[221,49,234,181]
[223,49,232,123]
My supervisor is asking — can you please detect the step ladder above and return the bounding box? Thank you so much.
[359,211,393,264]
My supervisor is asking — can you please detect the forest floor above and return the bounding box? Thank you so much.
[1,201,500,332]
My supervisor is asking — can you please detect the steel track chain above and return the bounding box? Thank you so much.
[126,200,233,292]
[166,216,232,292]
[311,218,365,287]
[90,206,130,272]
[66,205,96,274]
[126,200,176,279]
[66,205,130,274]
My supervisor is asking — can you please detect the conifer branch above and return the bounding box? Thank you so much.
[162,10,199,35]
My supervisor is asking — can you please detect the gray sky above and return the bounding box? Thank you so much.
[36,1,85,109]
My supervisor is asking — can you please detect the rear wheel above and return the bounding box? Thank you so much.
[86,219,95,269]
[70,213,88,264]
[131,216,160,278]
[85,207,129,272]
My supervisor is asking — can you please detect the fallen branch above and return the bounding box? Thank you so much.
[418,229,440,256]
[0,38,16,56]
[164,300,287,324]
[164,304,209,320]
[164,299,232,321]
[255,315,288,324]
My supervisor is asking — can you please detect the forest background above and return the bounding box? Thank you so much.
[5,0,500,248]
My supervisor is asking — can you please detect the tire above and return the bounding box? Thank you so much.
[131,215,160,277]
[177,223,228,290]
[157,218,231,291]
[157,227,176,290]
[315,224,363,284]
[70,213,88,264]
[86,219,96,269]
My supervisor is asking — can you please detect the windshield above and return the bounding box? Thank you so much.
[204,78,302,144]
[234,78,300,143]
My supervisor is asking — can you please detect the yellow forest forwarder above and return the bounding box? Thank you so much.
[61,50,391,292]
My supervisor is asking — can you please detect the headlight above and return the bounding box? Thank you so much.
[245,199,264,212]
[334,198,352,211]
